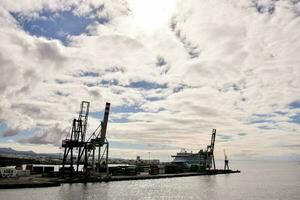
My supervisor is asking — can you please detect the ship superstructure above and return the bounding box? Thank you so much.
[172,129,216,170]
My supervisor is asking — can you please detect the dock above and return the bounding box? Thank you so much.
[110,170,240,182]
[0,170,240,189]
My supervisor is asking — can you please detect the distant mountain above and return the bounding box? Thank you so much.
[0,147,122,160]
[0,147,36,156]
[0,147,16,154]
[0,147,59,159]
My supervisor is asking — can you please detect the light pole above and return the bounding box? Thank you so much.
[148,152,151,165]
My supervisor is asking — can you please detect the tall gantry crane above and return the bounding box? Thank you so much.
[87,102,110,176]
[206,129,216,170]
[61,101,111,177]
[61,101,90,175]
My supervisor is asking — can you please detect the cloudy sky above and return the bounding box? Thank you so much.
[0,0,299,161]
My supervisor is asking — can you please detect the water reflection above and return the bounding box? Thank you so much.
[0,161,300,200]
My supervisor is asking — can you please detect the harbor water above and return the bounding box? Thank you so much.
[0,160,299,200]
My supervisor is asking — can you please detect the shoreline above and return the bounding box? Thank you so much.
[0,169,240,189]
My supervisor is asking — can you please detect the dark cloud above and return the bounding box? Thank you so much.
[156,56,167,66]
[0,52,20,94]
[237,133,248,136]
[89,89,101,98]
[105,66,125,73]
[2,128,20,137]
[19,124,67,146]
[35,41,67,65]
[251,0,276,15]
[220,79,247,92]
[170,19,200,59]
[55,79,68,84]
[172,84,188,93]
[55,91,70,97]
[11,103,41,116]
[218,134,233,140]
[79,71,100,77]
[20,132,48,144]
[281,144,300,148]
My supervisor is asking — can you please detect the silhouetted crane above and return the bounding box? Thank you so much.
[206,129,216,170]
[61,101,111,177]
[224,149,229,170]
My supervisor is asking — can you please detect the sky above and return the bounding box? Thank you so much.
[0,0,299,161]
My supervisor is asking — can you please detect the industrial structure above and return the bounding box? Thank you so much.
[0,101,241,188]
[224,149,229,170]
[172,129,216,170]
[61,101,111,177]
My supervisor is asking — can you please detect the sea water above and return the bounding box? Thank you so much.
[0,160,299,200]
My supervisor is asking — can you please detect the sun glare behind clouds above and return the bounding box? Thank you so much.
[129,0,177,34]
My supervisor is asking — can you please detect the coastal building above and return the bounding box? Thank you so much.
[0,167,17,178]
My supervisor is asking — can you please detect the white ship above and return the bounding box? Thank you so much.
[171,129,216,170]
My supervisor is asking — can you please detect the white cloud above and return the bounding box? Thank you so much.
[0,0,299,161]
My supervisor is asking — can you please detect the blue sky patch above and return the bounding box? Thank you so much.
[289,100,300,109]
[89,105,143,121]
[110,141,167,150]
[0,123,39,142]
[11,8,109,45]
[145,96,165,101]
[258,125,276,130]
[112,105,144,113]
[274,111,288,115]
[110,141,147,150]
[253,113,275,118]
[90,111,130,123]
[0,123,8,134]
[100,79,119,86]
[89,111,104,119]
[248,113,276,125]
[129,81,167,90]
[288,114,300,124]
[111,117,129,123]
[250,119,275,124]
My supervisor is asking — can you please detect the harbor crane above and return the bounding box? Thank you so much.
[61,101,111,177]
[224,149,229,170]
[61,101,90,176]
[206,129,216,170]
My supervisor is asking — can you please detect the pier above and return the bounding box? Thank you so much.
[0,169,240,189]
